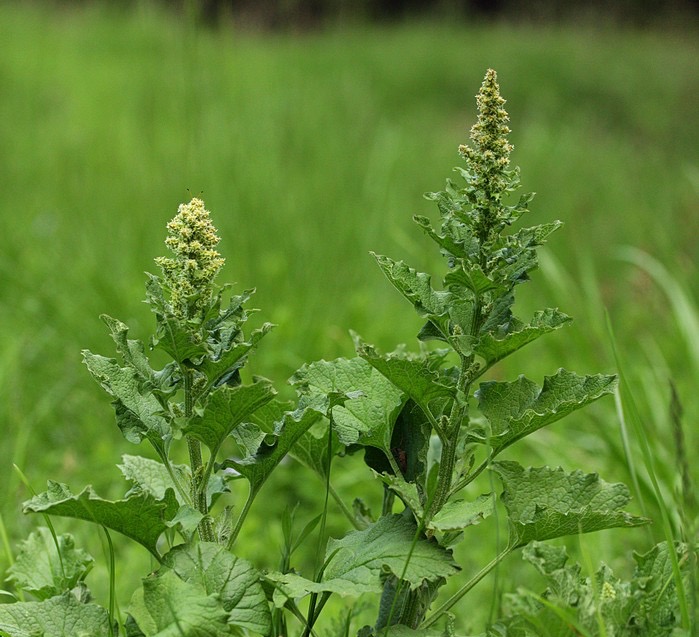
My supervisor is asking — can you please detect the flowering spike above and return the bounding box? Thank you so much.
[155,198,225,320]
[458,69,516,241]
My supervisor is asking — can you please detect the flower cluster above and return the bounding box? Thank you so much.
[155,197,225,320]
[458,68,516,240]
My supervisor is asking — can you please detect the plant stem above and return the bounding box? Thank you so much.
[227,491,255,550]
[421,547,513,628]
[184,369,214,542]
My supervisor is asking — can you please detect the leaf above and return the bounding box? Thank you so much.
[427,494,494,533]
[474,370,617,455]
[291,357,405,450]
[355,338,454,419]
[128,570,230,637]
[322,515,459,595]
[184,379,276,453]
[198,323,274,389]
[474,309,571,370]
[0,592,111,637]
[289,427,340,480]
[7,528,93,600]
[118,454,189,503]
[492,461,649,548]
[24,482,179,558]
[151,314,211,365]
[222,406,321,496]
[162,542,271,634]
[101,314,154,380]
[269,514,458,601]
[82,352,171,446]
[372,253,450,336]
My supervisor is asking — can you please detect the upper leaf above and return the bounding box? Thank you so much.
[291,357,406,451]
[492,461,649,548]
[82,351,171,447]
[184,379,276,453]
[473,369,617,455]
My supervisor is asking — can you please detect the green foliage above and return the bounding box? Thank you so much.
[0,68,687,637]
[489,541,696,636]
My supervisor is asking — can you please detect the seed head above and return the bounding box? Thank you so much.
[155,198,225,320]
[459,69,513,193]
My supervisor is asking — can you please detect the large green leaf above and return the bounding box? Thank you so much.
[268,514,458,600]
[492,461,649,548]
[6,528,93,601]
[128,570,230,637]
[0,592,111,637]
[291,357,405,451]
[82,352,171,446]
[24,482,178,558]
[184,379,276,453]
[474,370,617,455]
[428,494,494,534]
[162,543,271,634]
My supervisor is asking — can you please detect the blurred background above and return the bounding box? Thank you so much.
[0,0,697,631]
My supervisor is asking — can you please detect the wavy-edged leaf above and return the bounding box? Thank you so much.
[268,514,458,601]
[492,461,649,548]
[372,253,450,336]
[428,494,494,534]
[118,454,189,504]
[0,592,111,637]
[7,528,93,600]
[24,482,178,558]
[474,369,617,455]
[184,379,276,453]
[474,309,571,370]
[101,314,154,380]
[222,406,321,495]
[199,323,274,389]
[355,338,454,419]
[82,352,171,447]
[291,357,405,450]
[163,543,271,634]
[128,570,230,637]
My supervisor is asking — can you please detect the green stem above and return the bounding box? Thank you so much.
[184,369,214,542]
[227,491,255,551]
[328,484,361,530]
[421,547,513,629]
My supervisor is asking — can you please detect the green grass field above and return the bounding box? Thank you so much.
[0,2,697,631]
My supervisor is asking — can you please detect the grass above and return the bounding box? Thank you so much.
[0,1,697,630]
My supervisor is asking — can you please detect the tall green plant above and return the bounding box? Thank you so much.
[280,69,648,634]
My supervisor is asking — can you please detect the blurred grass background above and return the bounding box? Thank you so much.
[0,1,697,632]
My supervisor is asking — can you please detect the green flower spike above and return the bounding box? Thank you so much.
[155,197,225,321]
[458,68,516,243]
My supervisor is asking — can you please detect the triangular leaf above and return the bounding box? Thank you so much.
[291,357,405,450]
[492,461,649,548]
[474,370,617,455]
[24,482,178,558]
[474,309,571,370]
[82,352,171,446]
[427,494,494,534]
[222,406,321,495]
[184,379,276,453]
[355,338,454,419]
